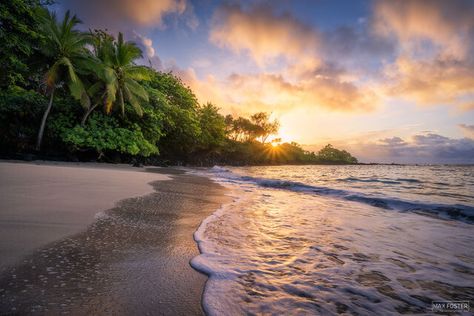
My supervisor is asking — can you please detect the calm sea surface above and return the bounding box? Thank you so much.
[191,165,474,315]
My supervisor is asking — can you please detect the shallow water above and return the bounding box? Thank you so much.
[192,165,474,315]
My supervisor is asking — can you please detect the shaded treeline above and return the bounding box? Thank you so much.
[0,1,358,166]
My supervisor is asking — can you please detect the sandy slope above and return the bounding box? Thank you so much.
[0,161,169,269]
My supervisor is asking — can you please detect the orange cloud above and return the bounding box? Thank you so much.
[176,69,379,115]
[384,56,474,109]
[61,0,188,29]
[201,4,381,113]
[374,0,474,109]
[210,4,320,67]
[119,0,186,26]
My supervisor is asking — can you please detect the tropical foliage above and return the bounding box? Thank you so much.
[0,1,358,165]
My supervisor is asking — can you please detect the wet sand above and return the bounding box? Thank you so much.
[0,163,229,315]
[0,161,169,270]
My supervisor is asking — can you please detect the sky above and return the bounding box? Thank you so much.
[53,0,474,163]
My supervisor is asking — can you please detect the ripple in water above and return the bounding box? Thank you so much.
[192,165,474,315]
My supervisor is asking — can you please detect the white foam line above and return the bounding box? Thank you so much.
[188,168,251,315]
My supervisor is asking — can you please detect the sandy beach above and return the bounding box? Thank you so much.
[0,161,229,315]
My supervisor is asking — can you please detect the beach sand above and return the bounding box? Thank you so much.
[0,162,229,315]
[0,161,170,270]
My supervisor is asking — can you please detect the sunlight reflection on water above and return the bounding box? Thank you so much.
[192,165,474,315]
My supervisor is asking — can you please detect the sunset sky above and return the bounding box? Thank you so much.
[54,0,474,163]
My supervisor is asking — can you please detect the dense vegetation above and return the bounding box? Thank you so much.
[0,1,358,166]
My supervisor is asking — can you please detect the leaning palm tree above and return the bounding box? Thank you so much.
[36,10,92,150]
[81,32,150,125]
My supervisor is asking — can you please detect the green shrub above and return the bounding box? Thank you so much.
[61,113,158,157]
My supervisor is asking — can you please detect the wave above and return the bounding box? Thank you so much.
[339,177,424,185]
[209,168,474,223]
[210,165,232,173]
[341,177,402,184]
[396,178,422,183]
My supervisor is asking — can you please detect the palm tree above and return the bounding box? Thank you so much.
[81,32,150,125]
[80,30,113,126]
[36,10,92,150]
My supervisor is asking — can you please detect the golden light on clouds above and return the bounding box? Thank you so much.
[181,70,380,117]
[374,0,474,59]
[180,4,384,116]
[61,0,189,29]
[373,0,474,110]
[210,4,320,67]
[384,56,474,109]
[119,0,186,26]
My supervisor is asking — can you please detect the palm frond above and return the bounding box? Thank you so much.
[115,32,143,66]
[45,59,62,89]
[74,55,101,75]
[87,81,104,98]
[125,66,151,81]
[79,90,91,109]
[124,78,149,101]
[103,67,116,83]
[105,73,118,103]
[124,85,143,117]
[105,81,117,113]
[60,57,90,108]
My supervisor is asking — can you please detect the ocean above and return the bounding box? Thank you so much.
[191,165,474,315]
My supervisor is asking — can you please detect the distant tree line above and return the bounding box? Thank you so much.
[0,1,358,166]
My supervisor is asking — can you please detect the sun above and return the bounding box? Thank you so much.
[271,142,279,147]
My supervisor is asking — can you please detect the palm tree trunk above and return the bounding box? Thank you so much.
[118,89,125,116]
[81,103,100,126]
[36,88,55,151]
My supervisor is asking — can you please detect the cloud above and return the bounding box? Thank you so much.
[132,32,162,70]
[379,136,407,146]
[177,70,379,114]
[209,2,397,80]
[208,1,474,112]
[210,4,320,67]
[459,124,474,138]
[307,132,474,164]
[383,56,474,109]
[320,25,396,74]
[373,0,474,109]
[183,1,199,30]
[133,32,155,58]
[408,133,474,163]
[373,0,474,59]
[203,3,383,113]
[59,0,188,30]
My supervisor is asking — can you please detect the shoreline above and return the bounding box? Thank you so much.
[0,161,230,315]
[5,157,474,168]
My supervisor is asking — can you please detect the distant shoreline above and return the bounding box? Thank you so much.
[2,155,473,167]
